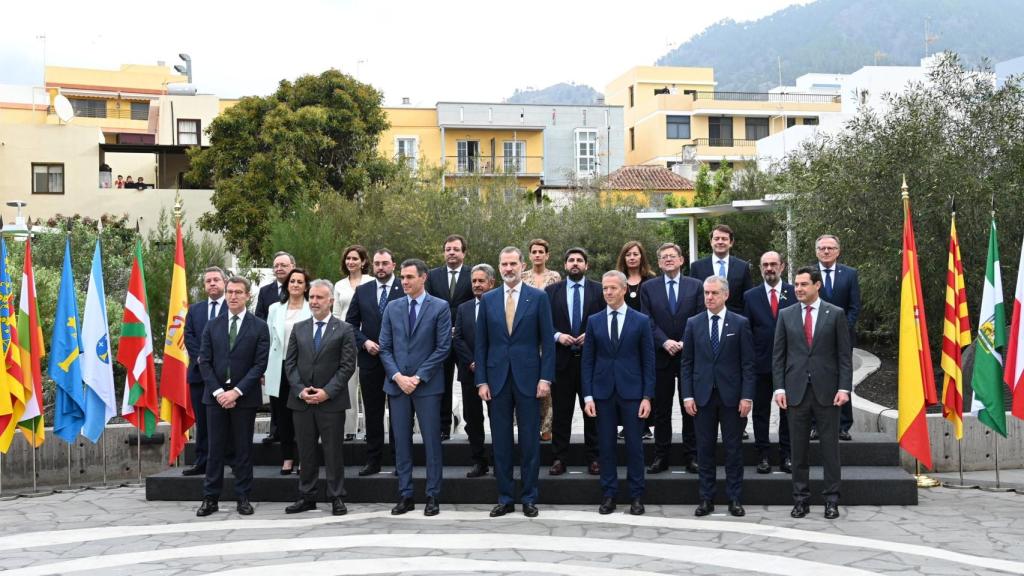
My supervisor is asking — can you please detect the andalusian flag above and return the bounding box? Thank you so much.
[81,240,117,443]
[941,213,971,439]
[49,239,86,444]
[971,217,1007,437]
[0,237,27,453]
[1005,230,1024,421]
[896,188,937,468]
[159,223,193,463]
[16,239,45,447]
[118,240,159,435]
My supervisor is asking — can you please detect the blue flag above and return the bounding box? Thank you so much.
[81,240,116,442]
[49,238,86,443]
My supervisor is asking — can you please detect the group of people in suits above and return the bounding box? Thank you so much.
[180,226,859,521]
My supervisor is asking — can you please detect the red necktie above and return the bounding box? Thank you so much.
[804,305,814,347]
[770,288,778,319]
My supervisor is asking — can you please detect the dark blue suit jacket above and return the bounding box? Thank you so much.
[184,299,226,384]
[690,255,753,314]
[475,283,555,397]
[545,278,604,370]
[639,274,704,370]
[254,282,281,321]
[425,266,473,319]
[581,308,656,401]
[679,310,755,407]
[815,262,861,337]
[452,298,478,376]
[198,311,271,409]
[379,294,452,397]
[345,277,404,371]
[742,283,797,375]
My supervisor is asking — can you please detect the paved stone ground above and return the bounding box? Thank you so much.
[1,484,1023,575]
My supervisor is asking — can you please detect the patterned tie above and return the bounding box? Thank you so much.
[505,288,516,334]
[449,270,458,300]
[378,284,388,316]
[718,259,727,278]
[314,321,325,351]
[710,314,720,355]
[610,310,620,348]
[408,299,418,334]
[668,279,677,315]
[823,269,834,299]
[229,315,239,348]
[571,283,582,336]
[804,305,814,347]
[770,288,778,319]
[209,300,217,321]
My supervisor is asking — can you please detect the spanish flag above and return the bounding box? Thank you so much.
[941,212,970,439]
[159,222,193,464]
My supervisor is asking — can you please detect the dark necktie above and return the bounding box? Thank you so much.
[668,279,677,315]
[610,310,620,348]
[571,283,582,336]
[823,269,834,299]
[229,315,239,348]
[710,314,720,355]
[378,284,388,316]
[408,299,418,333]
[804,305,814,347]
[209,300,217,321]
[770,288,778,319]
[314,321,325,351]
[449,270,458,299]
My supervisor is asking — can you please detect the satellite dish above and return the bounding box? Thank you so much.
[54,95,74,123]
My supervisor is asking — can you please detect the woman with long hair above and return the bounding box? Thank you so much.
[616,241,655,439]
[333,245,373,441]
[522,238,561,442]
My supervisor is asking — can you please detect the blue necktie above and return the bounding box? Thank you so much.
[209,300,217,321]
[718,259,727,278]
[824,268,834,299]
[571,283,582,336]
[408,299,418,333]
[314,321,325,351]
[610,310,619,348]
[710,314,720,355]
[668,279,677,315]
[378,284,388,316]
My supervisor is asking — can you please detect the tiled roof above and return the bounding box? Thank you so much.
[604,165,695,191]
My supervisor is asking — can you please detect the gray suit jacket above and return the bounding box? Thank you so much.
[772,299,852,406]
[284,315,358,412]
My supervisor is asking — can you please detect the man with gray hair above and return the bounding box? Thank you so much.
[452,263,496,477]
[257,251,295,446]
[182,266,228,476]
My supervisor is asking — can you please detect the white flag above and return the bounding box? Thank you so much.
[81,240,117,442]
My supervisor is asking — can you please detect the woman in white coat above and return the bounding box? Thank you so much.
[333,244,373,440]
[265,267,311,474]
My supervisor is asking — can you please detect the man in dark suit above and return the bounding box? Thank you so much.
[452,263,495,478]
[182,266,227,476]
[689,224,753,314]
[255,251,294,446]
[640,242,703,474]
[425,234,473,440]
[774,266,852,520]
[813,234,861,441]
[742,251,796,474]
[345,248,404,476]
[380,259,452,516]
[196,276,270,517]
[476,246,555,518]
[545,247,603,476]
[582,270,655,516]
[682,275,755,517]
[283,279,357,516]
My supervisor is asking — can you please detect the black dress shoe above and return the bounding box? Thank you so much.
[588,461,600,475]
[285,499,317,514]
[684,460,699,474]
[237,498,254,515]
[391,497,415,515]
[358,463,381,477]
[490,503,515,517]
[646,458,668,474]
[332,498,347,516]
[779,457,793,474]
[466,463,489,478]
[756,457,771,474]
[522,503,539,517]
[344,433,356,441]
[617,427,625,439]
[440,432,451,441]
[694,500,715,517]
[598,497,616,515]
[742,430,750,440]
[424,496,440,517]
[182,465,205,476]
[839,430,853,441]
[548,459,566,476]
[728,500,745,517]
[196,498,218,517]
[790,502,810,518]
[642,428,654,440]
[809,428,819,441]
[261,434,278,445]
[824,501,840,519]
[279,465,294,476]
[629,499,645,515]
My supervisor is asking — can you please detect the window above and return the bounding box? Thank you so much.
[708,116,733,146]
[395,137,418,170]
[628,86,634,107]
[575,129,598,177]
[32,163,64,194]
[131,101,150,121]
[745,117,769,140]
[629,127,635,151]
[178,119,201,145]
[786,117,797,128]
[457,140,479,173]
[70,98,106,118]
[804,117,819,126]
[503,140,525,173]
[666,115,691,139]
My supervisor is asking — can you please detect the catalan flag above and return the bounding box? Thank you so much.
[159,222,193,463]
[16,238,45,447]
[119,240,159,436]
[941,213,971,439]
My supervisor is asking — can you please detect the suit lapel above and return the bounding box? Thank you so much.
[511,287,531,334]
[313,317,337,359]
[231,312,250,350]
[812,303,831,351]
[411,296,428,335]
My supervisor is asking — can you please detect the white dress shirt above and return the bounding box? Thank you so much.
[774,297,821,398]
[584,304,629,404]
[214,310,246,398]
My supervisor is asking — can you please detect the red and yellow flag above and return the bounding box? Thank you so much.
[159,223,193,463]
[16,239,45,447]
[897,187,937,469]
[941,214,970,438]
[119,240,159,435]
[0,237,27,452]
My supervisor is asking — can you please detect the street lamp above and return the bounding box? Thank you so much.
[174,53,192,83]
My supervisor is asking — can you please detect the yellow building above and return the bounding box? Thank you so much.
[605,66,840,170]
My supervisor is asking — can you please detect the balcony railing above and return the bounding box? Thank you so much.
[693,138,757,148]
[444,155,543,176]
[693,91,840,104]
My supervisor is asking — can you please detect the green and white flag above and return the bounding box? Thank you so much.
[971,217,1007,436]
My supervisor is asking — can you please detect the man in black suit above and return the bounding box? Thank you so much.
[640,242,703,474]
[182,266,227,476]
[774,267,852,520]
[255,251,294,446]
[345,248,404,476]
[452,263,495,478]
[545,247,603,476]
[741,252,796,474]
[813,234,861,441]
[196,276,271,517]
[284,279,357,516]
[424,234,474,440]
[689,224,753,314]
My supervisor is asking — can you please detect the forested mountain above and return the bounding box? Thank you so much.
[505,82,602,105]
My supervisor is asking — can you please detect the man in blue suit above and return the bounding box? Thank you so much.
[476,246,555,518]
[380,259,452,516]
[196,276,271,517]
[742,252,796,474]
[682,275,755,518]
[640,242,703,474]
[582,271,655,516]
[689,224,753,314]
[182,266,227,476]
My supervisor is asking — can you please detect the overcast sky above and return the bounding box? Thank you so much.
[1,0,810,105]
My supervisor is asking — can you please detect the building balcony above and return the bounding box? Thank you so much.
[692,138,757,160]
[443,155,543,177]
[693,91,840,104]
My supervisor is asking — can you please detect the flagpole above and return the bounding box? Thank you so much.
[66,441,72,488]
[31,443,37,494]
[981,432,1013,492]
[942,437,978,489]
[136,431,142,485]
